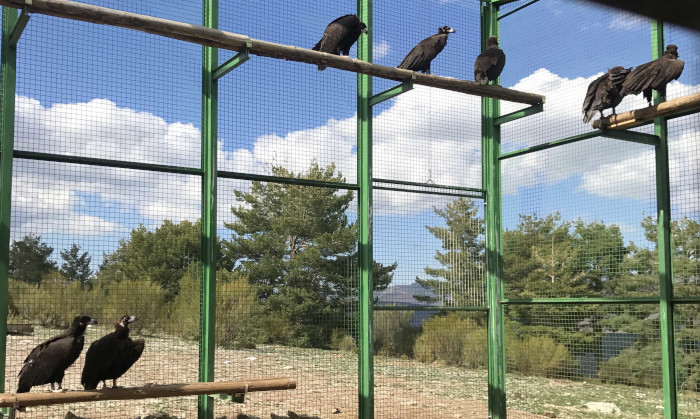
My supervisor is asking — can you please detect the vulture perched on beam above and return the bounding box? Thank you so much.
[620,44,685,106]
[81,315,145,390]
[17,315,97,393]
[398,26,455,74]
[312,14,368,71]
[582,66,632,123]
[474,36,506,85]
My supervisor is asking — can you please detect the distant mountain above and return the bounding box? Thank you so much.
[375,282,442,307]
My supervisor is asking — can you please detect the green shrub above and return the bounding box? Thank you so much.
[598,342,663,388]
[330,329,357,353]
[373,309,419,358]
[413,313,487,368]
[506,335,573,378]
[100,279,169,335]
[169,268,258,347]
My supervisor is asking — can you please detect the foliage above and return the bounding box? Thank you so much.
[224,162,396,347]
[415,198,484,307]
[373,309,419,358]
[98,219,228,297]
[330,329,357,353]
[60,243,93,284]
[100,279,168,335]
[506,334,573,378]
[169,265,259,348]
[598,341,663,388]
[413,313,487,368]
[9,234,58,285]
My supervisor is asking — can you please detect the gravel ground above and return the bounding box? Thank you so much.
[3,325,697,418]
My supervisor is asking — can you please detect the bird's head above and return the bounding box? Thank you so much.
[665,44,679,58]
[439,26,455,35]
[486,36,499,48]
[118,315,138,328]
[76,315,98,327]
[359,22,368,34]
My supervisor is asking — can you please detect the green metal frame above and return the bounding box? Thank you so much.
[357,0,373,416]
[651,18,677,419]
[368,80,413,107]
[0,5,18,401]
[482,2,506,418]
[493,103,543,125]
[199,0,218,418]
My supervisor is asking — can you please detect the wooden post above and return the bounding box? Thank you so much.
[0,378,296,408]
[0,0,545,105]
[592,92,700,130]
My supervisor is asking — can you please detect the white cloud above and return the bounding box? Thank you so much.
[373,40,390,60]
[11,67,700,245]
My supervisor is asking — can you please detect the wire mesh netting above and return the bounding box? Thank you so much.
[1,0,699,418]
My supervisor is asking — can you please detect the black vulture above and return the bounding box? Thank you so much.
[620,44,685,106]
[474,36,506,85]
[582,66,632,123]
[312,14,368,71]
[17,315,97,393]
[398,26,455,74]
[81,315,144,390]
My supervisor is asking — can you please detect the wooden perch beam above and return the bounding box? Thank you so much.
[0,378,296,408]
[592,92,700,130]
[0,0,545,105]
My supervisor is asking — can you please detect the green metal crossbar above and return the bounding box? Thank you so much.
[600,128,660,146]
[374,177,485,194]
[493,103,543,125]
[218,169,360,190]
[373,185,483,198]
[374,305,488,312]
[502,297,661,305]
[497,0,541,20]
[369,79,413,107]
[498,131,599,160]
[212,46,250,80]
[7,6,27,47]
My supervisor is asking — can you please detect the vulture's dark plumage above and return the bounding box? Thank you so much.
[17,315,97,393]
[582,66,632,123]
[81,315,145,390]
[474,36,506,85]
[398,26,455,74]
[620,44,685,106]
[312,14,367,71]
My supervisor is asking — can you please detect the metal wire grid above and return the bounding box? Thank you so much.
[373,187,486,308]
[217,0,360,184]
[498,0,682,154]
[373,310,488,418]
[214,178,360,418]
[16,13,202,169]
[372,0,482,189]
[6,160,201,418]
[504,304,668,418]
[675,303,700,418]
[501,137,658,299]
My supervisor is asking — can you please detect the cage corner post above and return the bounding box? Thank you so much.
[481,1,506,418]
[651,18,678,419]
[357,0,374,416]
[199,0,218,418]
[0,5,19,403]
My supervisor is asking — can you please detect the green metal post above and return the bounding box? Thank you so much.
[357,0,373,416]
[199,0,217,418]
[482,2,506,418]
[651,19,677,419]
[0,6,18,398]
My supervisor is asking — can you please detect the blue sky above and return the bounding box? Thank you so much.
[7,0,700,293]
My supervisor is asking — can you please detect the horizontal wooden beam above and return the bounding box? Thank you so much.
[0,0,545,105]
[592,92,700,130]
[0,378,296,408]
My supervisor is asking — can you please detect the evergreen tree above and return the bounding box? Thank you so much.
[60,244,93,284]
[415,198,485,307]
[224,163,395,347]
[9,234,57,285]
